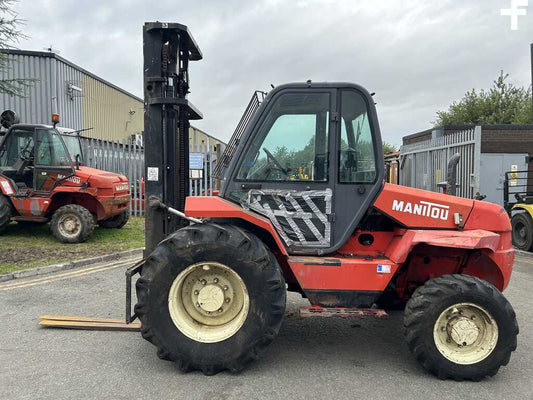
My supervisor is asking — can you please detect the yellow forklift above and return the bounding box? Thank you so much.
[504,169,533,250]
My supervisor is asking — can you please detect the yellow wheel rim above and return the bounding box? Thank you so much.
[433,302,498,365]
[168,262,249,343]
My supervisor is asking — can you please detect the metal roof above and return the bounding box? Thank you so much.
[2,49,143,103]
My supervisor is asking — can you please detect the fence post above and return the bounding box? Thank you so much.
[472,125,482,195]
[133,142,138,217]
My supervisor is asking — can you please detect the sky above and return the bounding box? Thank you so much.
[9,0,533,146]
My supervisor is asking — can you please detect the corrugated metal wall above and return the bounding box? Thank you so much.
[0,53,52,125]
[82,74,143,140]
[0,53,83,129]
[54,58,83,130]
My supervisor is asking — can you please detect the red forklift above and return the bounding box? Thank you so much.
[0,113,131,242]
[122,23,517,381]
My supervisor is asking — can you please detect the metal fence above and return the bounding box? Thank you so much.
[399,126,481,199]
[80,136,222,217]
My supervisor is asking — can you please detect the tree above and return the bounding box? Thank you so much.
[382,141,398,154]
[0,0,30,96]
[434,72,533,126]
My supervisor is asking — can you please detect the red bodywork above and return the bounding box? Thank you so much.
[185,183,514,305]
[0,166,130,222]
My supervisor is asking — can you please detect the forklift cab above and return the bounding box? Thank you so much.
[0,125,74,193]
[220,82,384,254]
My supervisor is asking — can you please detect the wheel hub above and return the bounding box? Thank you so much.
[449,317,479,346]
[64,219,76,232]
[197,284,224,312]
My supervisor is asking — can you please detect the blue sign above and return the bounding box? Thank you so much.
[189,153,204,169]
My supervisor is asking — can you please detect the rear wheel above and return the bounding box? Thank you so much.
[135,223,286,375]
[404,275,518,380]
[50,204,94,243]
[511,213,533,251]
[99,211,129,229]
[0,195,13,234]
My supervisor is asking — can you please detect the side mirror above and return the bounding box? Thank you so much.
[75,154,81,170]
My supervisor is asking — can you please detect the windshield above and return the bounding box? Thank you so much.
[60,135,83,163]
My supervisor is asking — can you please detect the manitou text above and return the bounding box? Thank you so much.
[392,199,450,221]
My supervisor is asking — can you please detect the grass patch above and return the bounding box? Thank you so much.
[0,217,145,274]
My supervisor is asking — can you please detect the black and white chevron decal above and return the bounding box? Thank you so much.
[242,189,332,248]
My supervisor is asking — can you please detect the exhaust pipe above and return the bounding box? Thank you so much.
[445,153,460,196]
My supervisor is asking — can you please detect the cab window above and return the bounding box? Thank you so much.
[339,90,377,183]
[0,129,34,167]
[36,129,72,167]
[236,92,330,182]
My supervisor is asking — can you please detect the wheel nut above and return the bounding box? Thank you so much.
[218,308,223,313]
[446,338,451,343]
[223,285,229,291]
[196,302,200,307]
[193,290,199,295]
[225,298,230,303]
[201,279,207,285]
[441,326,446,332]
[471,316,476,320]
[213,278,219,283]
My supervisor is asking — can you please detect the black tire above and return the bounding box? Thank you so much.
[135,223,286,375]
[99,211,129,229]
[0,195,13,234]
[404,274,518,381]
[50,204,94,243]
[511,212,533,251]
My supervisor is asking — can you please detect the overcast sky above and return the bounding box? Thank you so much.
[11,0,533,145]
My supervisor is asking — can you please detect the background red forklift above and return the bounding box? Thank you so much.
[121,23,518,382]
[0,112,131,242]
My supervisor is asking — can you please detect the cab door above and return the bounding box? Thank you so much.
[222,83,384,255]
[332,88,384,250]
[224,88,335,252]
[34,128,75,193]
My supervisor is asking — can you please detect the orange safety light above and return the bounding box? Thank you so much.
[52,113,60,125]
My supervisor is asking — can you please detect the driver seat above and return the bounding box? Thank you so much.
[12,157,31,176]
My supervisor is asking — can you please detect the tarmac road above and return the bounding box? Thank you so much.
[1,254,533,400]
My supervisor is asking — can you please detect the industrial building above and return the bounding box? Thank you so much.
[0,49,143,140]
[0,49,225,150]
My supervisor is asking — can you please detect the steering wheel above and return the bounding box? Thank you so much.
[263,147,288,176]
[20,138,34,161]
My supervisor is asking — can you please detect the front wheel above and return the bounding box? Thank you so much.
[135,223,286,375]
[404,274,518,380]
[50,204,94,243]
[99,211,129,229]
[511,213,533,251]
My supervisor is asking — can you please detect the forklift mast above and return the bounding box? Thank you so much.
[143,22,203,255]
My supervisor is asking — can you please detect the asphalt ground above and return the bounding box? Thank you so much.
[1,254,533,400]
